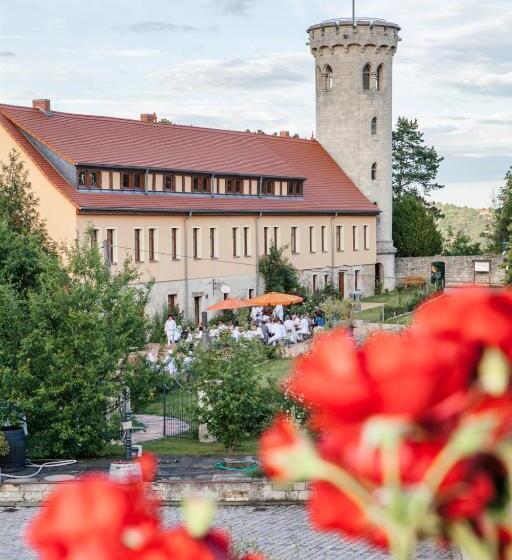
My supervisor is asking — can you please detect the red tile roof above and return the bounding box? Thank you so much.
[0,103,378,215]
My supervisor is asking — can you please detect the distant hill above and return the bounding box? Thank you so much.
[436,203,493,247]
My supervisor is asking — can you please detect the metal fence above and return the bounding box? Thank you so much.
[162,380,198,439]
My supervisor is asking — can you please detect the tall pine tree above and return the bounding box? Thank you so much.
[487,168,512,254]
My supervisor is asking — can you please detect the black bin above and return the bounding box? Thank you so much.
[0,427,26,471]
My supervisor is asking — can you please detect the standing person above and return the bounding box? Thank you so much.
[164,315,177,346]
[273,304,284,322]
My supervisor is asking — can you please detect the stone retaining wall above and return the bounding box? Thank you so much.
[395,255,505,287]
[0,479,310,506]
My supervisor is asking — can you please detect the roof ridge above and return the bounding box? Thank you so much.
[0,102,317,144]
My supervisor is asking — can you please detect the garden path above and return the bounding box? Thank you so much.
[133,414,188,443]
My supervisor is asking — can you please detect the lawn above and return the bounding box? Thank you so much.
[354,288,428,324]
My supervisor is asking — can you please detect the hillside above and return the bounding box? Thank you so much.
[436,203,493,247]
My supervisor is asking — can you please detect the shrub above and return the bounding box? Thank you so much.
[191,339,277,451]
[320,298,353,325]
[0,431,9,457]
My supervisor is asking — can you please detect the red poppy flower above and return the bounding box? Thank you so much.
[160,527,231,560]
[414,288,512,361]
[135,453,158,482]
[308,481,387,548]
[259,415,320,481]
[27,475,161,560]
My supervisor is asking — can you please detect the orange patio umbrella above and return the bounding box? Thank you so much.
[207,298,250,311]
[245,292,303,307]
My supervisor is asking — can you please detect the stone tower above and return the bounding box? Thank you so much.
[308,18,401,290]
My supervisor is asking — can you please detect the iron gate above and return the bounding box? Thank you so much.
[162,381,198,439]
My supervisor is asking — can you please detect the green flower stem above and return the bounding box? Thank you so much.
[319,460,374,511]
[449,523,496,560]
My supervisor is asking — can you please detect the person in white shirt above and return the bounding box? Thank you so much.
[273,304,284,322]
[268,320,286,346]
[164,315,177,346]
[232,326,241,341]
[298,315,310,339]
[250,306,263,322]
[284,315,297,343]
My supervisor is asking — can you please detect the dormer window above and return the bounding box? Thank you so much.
[287,180,303,196]
[192,175,211,193]
[78,169,101,188]
[121,172,144,190]
[226,177,243,194]
[262,178,275,195]
[164,174,176,192]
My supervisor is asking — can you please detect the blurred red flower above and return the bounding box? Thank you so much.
[160,527,231,560]
[135,453,159,483]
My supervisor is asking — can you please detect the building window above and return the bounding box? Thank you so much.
[148,228,157,261]
[376,64,384,90]
[226,177,243,194]
[371,117,377,135]
[232,227,239,257]
[171,228,179,260]
[263,227,269,254]
[371,163,377,181]
[78,169,102,189]
[248,288,255,299]
[168,294,177,312]
[287,180,303,196]
[262,179,275,196]
[312,274,317,292]
[355,270,360,291]
[364,225,370,250]
[324,274,330,287]
[291,226,298,254]
[134,229,142,262]
[192,228,200,259]
[309,226,316,253]
[121,172,144,191]
[273,226,279,249]
[363,63,371,91]
[192,175,211,193]
[209,227,217,259]
[352,225,359,251]
[90,228,99,248]
[336,225,344,252]
[323,65,334,92]
[106,228,115,263]
[243,227,250,257]
[164,174,176,192]
[321,226,327,252]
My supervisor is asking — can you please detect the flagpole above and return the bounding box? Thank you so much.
[352,0,356,27]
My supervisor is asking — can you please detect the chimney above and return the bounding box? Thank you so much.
[32,99,51,113]
[279,130,290,138]
[140,113,157,124]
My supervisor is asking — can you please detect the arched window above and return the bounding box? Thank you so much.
[371,117,377,135]
[363,63,371,90]
[375,64,384,90]
[371,163,377,180]
[323,65,334,92]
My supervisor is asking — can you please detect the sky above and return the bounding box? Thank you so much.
[1,0,511,208]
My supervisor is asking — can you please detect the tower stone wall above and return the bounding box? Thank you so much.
[308,18,400,290]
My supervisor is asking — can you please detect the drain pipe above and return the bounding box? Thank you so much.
[330,213,337,286]
[255,212,262,294]
[184,212,191,322]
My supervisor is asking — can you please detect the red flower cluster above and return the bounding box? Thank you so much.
[260,288,512,555]
[28,455,265,560]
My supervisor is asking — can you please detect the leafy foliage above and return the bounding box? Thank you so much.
[487,167,512,254]
[393,194,443,257]
[392,117,444,204]
[443,226,482,256]
[319,297,353,325]
[258,245,301,293]
[436,203,491,250]
[0,430,8,457]
[191,339,279,451]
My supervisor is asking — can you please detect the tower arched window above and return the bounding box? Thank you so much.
[375,64,384,90]
[371,163,378,180]
[323,65,334,92]
[371,117,377,135]
[363,63,371,91]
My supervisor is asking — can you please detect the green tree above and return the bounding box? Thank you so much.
[392,117,444,203]
[0,150,51,244]
[487,168,512,253]
[258,245,301,293]
[393,194,443,257]
[443,226,482,256]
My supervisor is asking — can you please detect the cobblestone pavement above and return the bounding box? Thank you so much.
[0,505,456,560]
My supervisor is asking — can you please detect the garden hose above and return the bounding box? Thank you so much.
[214,460,260,474]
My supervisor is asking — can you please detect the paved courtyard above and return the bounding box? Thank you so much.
[0,505,457,560]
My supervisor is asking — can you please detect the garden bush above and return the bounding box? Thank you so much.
[0,431,8,457]
[319,297,353,325]
[191,339,279,451]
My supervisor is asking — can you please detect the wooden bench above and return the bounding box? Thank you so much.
[403,276,427,289]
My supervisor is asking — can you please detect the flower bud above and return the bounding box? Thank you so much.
[182,496,216,539]
[478,347,510,397]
